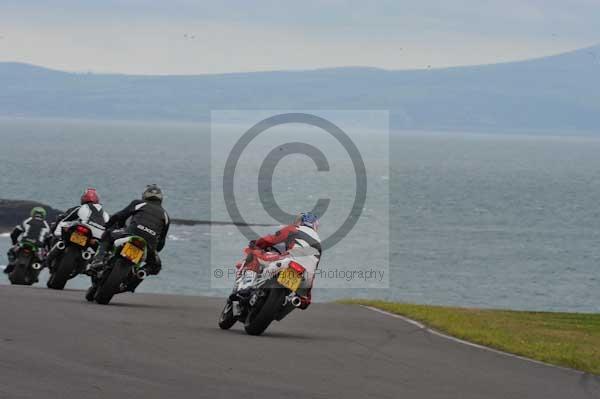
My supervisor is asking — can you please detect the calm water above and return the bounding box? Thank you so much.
[1,118,599,312]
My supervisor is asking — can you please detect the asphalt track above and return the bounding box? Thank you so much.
[1,285,599,399]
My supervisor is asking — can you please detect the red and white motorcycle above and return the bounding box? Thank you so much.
[218,247,309,336]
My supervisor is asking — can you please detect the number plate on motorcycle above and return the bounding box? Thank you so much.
[69,232,88,247]
[277,268,303,292]
[121,242,144,264]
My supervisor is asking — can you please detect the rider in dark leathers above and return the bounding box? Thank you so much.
[87,185,170,293]
[4,207,51,276]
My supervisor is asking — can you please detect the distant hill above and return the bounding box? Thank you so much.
[0,199,61,233]
[1,45,599,132]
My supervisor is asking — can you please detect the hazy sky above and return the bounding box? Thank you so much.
[1,0,599,74]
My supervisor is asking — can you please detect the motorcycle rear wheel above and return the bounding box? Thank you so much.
[47,247,80,290]
[9,255,33,285]
[244,287,286,336]
[9,264,29,285]
[94,258,131,305]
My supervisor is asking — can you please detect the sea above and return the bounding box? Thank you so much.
[1,117,599,313]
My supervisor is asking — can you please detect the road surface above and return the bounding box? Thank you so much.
[1,286,598,399]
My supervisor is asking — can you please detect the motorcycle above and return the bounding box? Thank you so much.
[8,240,44,285]
[87,235,149,305]
[47,223,97,290]
[218,247,308,336]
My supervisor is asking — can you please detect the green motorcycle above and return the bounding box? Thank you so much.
[8,240,44,285]
[87,235,148,305]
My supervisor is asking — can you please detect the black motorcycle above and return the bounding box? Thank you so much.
[219,247,307,335]
[47,223,97,290]
[87,235,149,305]
[7,240,44,285]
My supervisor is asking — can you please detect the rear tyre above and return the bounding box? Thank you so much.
[9,254,32,285]
[244,287,286,336]
[218,300,236,330]
[9,264,28,285]
[94,259,131,305]
[47,247,80,290]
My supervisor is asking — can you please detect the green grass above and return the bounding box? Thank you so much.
[340,300,600,375]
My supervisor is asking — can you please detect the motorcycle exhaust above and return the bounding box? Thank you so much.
[82,251,92,261]
[32,263,42,270]
[290,295,302,308]
[249,293,258,306]
[135,269,147,280]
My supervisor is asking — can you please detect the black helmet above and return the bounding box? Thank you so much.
[142,184,163,203]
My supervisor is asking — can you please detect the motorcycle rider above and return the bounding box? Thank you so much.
[46,188,110,268]
[50,188,110,241]
[4,207,51,276]
[235,212,321,309]
[87,184,170,295]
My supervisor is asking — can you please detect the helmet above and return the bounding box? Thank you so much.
[30,206,47,219]
[294,212,319,231]
[143,184,163,203]
[81,188,100,204]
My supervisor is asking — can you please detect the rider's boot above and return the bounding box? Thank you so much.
[85,270,102,301]
[87,241,110,275]
[45,239,62,271]
[124,278,142,293]
[299,292,311,310]
[4,248,16,274]
[33,269,40,283]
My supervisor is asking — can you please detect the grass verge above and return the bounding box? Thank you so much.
[340,299,600,375]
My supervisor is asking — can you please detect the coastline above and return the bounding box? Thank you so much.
[0,198,276,233]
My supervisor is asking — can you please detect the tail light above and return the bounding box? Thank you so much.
[131,238,145,249]
[76,225,90,235]
[289,261,305,274]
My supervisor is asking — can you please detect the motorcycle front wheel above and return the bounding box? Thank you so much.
[218,300,236,330]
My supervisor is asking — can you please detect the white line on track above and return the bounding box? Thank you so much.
[361,305,585,375]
